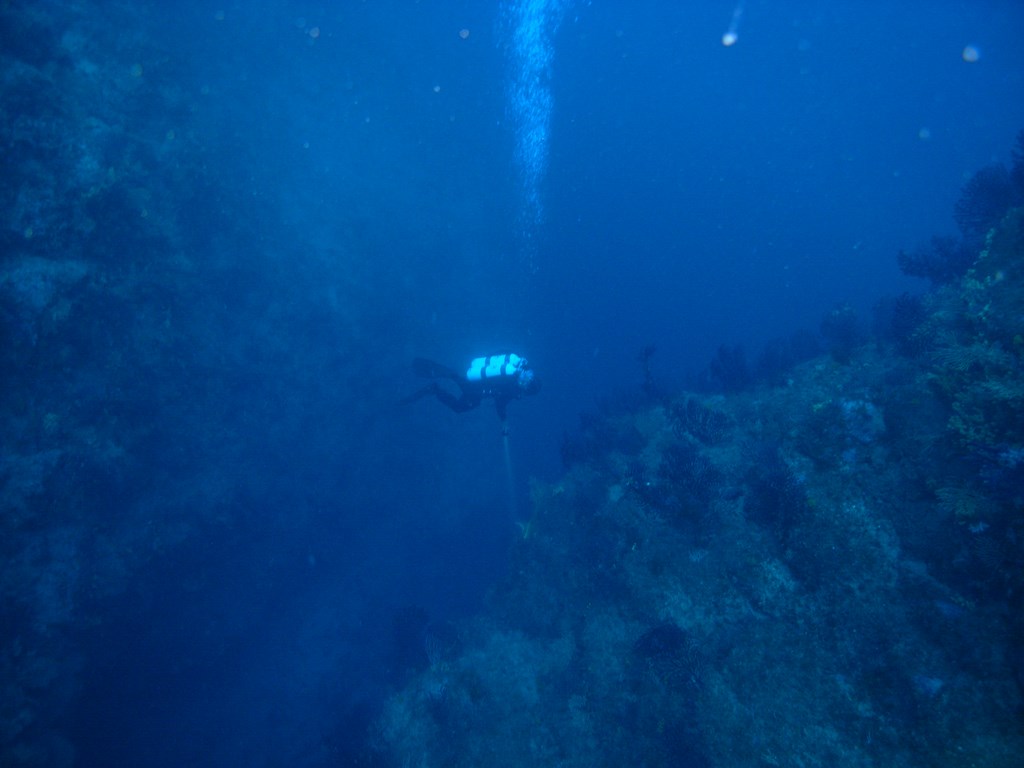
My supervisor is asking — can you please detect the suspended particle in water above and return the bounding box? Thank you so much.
[459,28,470,39]
[962,45,980,63]
[722,1,744,46]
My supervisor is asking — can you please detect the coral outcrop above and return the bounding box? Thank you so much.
[374,209,1024,767]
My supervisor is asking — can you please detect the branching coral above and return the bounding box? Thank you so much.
[708,343,752,392]
[1012,130,1024,196]
[877,292,928,356]
[668,396,731,445]
[820,302,862,364]
[954,164,1019,242]
[897,235,975,285]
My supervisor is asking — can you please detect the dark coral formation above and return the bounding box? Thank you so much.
[820,301,863,364]
[708,343,752,392]
[374,208,1024,767]
[1012,130,1024,195]
[1,4,405,763]
[1,5,203,762]
[897,234,976,285]
[899,137,1024,287]
[955,164,1020,243]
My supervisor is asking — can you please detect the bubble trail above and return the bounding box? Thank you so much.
[502,0,573,267]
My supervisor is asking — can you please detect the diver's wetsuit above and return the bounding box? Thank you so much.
[402,356,532,423]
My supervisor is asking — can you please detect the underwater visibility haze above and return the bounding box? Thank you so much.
[2,0,1024,765]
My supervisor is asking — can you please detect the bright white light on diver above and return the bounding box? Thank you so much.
[722,1,744,47]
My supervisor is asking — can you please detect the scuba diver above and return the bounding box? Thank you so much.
[402,353,541,434]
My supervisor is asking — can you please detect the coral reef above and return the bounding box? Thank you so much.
[954,164,1020,243]
[897,234,976,285]
[1012,130,1024,196]
[820,301,863,364]
[708,343,752,392]
[3,1,1022,763]
[899,137,1024,287]
[0,3,371,762]
[374,208,1024,767]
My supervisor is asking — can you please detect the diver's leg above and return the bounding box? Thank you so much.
[413,358,461,381]
[401,383,442,405]
[436,388,477,413]
[402,383,476,413]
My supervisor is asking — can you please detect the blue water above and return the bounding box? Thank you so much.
[2,1,1023,765]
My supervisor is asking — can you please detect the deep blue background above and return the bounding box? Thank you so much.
[44,1,1023,765]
